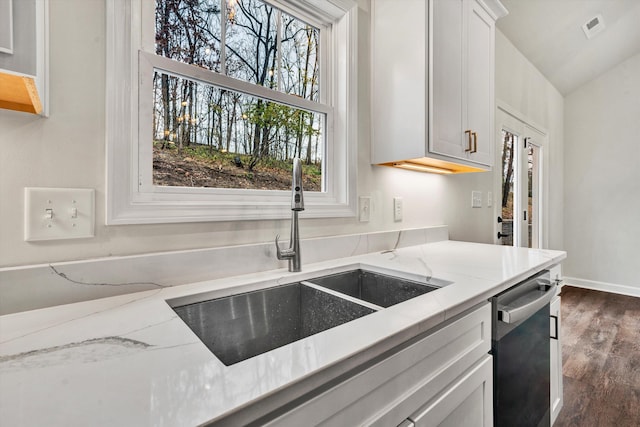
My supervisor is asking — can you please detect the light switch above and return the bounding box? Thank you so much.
[24,187,95,241]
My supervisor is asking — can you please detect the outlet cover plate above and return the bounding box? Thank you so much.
[393,196,403,221]
[471,191,482,208]
[359,196,371,222]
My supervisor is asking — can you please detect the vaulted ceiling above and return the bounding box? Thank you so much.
[496,0,640,95]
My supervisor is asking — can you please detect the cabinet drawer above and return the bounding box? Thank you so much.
[409,355,493,427]
[267,303,491,427]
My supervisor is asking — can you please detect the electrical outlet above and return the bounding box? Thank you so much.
[359,196,371,222]
[472,191,482,208]
[393,197,403,221]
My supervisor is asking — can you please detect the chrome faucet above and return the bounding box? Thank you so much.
[275,158,305,272]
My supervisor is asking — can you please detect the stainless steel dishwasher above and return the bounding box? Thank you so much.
[491,270,557,427]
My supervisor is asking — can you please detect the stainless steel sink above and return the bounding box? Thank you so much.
[170,269,449,366]
[309,269,440,308]
[172,283,375,366]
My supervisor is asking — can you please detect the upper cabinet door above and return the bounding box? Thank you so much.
[0,0,48,115]
[465,0,495,166]
[430,0,495,167]
[0,0,13,54]
[430,0,465,160]
[371,0,505,174]
[371,0,428,164]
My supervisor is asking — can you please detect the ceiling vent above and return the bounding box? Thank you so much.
[582,14,605,39]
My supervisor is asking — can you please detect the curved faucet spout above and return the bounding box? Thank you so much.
[275,234,295,260]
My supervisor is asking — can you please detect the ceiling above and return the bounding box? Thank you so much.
[496,0,640,96]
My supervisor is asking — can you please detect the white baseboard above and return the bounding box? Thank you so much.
[564,276,640,298]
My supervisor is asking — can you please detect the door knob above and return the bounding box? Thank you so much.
[497,216,503,223]
[497,232,510,239]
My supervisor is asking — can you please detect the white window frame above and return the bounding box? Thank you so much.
[106,0,358,224]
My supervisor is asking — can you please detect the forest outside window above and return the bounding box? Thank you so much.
[152,0,326,191]
[106,0,357,224]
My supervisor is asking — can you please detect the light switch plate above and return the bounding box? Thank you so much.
[24,187,95,241]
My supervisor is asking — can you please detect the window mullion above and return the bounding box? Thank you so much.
[221,0,227,74]
[276,10,282,92]
[146,52,332,115]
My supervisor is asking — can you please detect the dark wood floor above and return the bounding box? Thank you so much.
[554,286,640,427]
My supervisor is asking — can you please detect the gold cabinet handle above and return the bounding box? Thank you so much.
[465,130,472,152]
[472,132,477,153]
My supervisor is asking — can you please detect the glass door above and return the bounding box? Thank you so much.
[496,111,544,248]
[526,140,542,248]
[499,129,517,246]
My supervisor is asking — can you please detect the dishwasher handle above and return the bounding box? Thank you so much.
[498,283,557,324]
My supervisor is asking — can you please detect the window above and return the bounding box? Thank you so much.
[106,0,357,224]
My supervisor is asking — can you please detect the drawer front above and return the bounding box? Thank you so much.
[267,303,491,427]
[410,355,493,427]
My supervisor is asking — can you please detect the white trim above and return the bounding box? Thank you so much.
[35,0,49,117]
[291,0,357,22]
[106,0,358,224]
[496,101,547,137]
[564,277,640,298]
[476,0,508,21]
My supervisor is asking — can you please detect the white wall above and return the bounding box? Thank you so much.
[446,30,564,250]
[0,0,449,268]
[564,52,640,293]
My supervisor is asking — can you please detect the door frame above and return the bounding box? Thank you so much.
[494,102,550,248]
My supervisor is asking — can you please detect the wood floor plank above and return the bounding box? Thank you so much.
[554,376,594,427]
[554,286,640,426]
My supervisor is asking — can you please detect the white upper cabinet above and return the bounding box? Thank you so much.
[0,0,48,115]
[372,0,507,174]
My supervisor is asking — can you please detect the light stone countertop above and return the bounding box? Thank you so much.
[0,240,566,426]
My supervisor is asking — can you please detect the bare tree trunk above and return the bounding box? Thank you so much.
[502,132,514,208]
[305,113,313,164]
[216,90,224,150]
[206,88,214,153]
[225,98,236,152]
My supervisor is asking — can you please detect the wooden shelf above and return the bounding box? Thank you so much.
[0,71,43,115]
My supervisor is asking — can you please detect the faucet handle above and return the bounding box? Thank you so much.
[275,234,294,260]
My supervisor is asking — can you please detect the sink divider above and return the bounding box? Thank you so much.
[300,281,385,312]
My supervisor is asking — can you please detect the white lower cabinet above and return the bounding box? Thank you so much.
[550,294,563,425]
[266,304,492,426]
[406,355,492,427]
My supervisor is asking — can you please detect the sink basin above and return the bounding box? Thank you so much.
[309,269,440,308]
[172,283,375,366]
[170,268,449,365]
